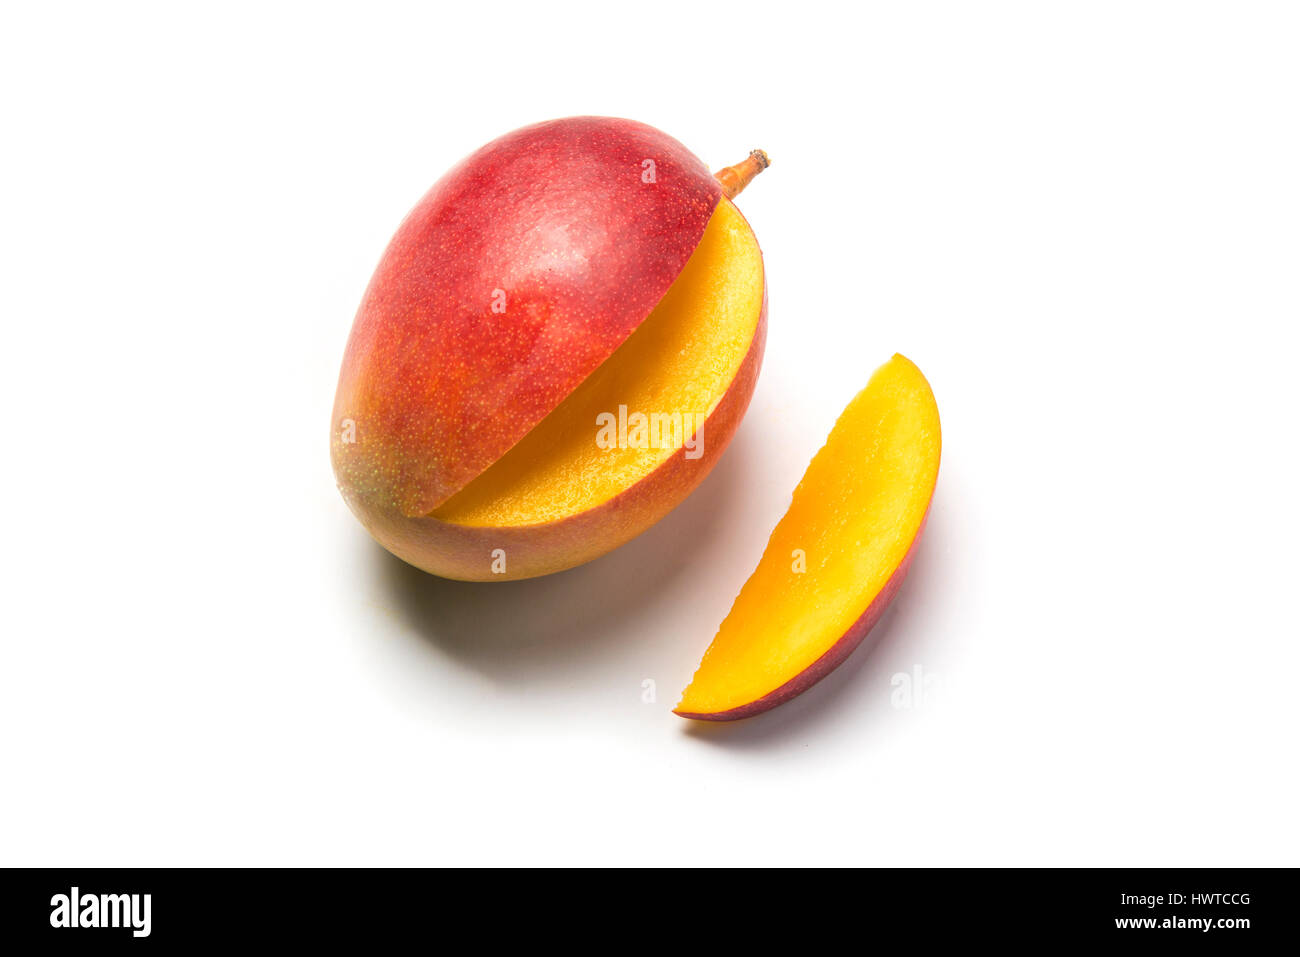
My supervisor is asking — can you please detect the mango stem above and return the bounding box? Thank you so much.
[714,150,770,199]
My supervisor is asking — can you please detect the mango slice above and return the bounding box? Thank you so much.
[677,355,941,720]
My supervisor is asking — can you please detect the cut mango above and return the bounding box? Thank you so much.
[432,198,765,528]
[676,355,941,720]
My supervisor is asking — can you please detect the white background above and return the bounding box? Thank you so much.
[2,1,1297,866]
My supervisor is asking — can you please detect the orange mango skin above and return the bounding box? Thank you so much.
[674,503,929,721]
[341,298,765,581]
[331,117,722,518]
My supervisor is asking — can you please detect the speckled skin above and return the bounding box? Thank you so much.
[332,117,723,518]
[341,291,766,581]
[674,505,933,721]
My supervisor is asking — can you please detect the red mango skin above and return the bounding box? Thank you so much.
[342,295,766,582]
[674,505,933,722]
[332,117,723,518]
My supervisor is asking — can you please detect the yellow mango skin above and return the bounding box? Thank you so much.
[677,355,941,720]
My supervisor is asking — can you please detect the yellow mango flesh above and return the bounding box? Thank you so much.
[677,355,941,716]
[432,198,764,528]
